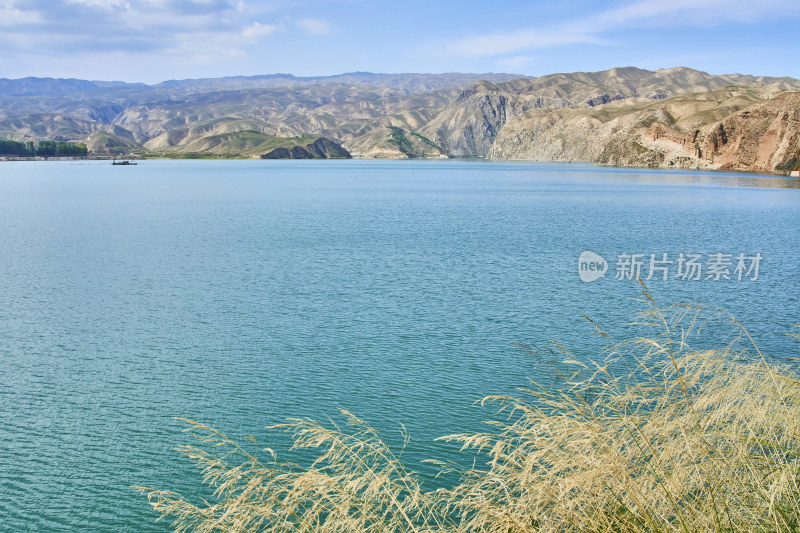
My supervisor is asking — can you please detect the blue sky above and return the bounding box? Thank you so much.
[1,0,799,83]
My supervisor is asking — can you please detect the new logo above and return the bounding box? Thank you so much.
[578,251,608,282]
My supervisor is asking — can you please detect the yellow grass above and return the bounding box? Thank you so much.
[138,291,800,532]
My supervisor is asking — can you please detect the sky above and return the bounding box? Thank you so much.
[1,0,800,84]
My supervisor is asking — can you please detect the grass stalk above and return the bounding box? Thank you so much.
[139,297,800,532]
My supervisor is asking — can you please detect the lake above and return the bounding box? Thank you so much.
[0,159,798,531]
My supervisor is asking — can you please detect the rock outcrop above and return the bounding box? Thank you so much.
[347,126,446,159]
[490,86,800,174]
[696,92,800,173]
[419,67,800,160]
[596,92,800,173]
[420,84,514,157]
[260,137,351,159]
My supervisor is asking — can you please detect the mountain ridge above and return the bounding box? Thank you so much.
[1,68,799,172]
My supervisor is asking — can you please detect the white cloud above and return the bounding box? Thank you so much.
[0,0,281,54]
[446,0,800,58]
[0,2,43,26]
[448,29,598,57]
[241,21,277,41]
[497,55,533,71]
[296,17,330,35]
[64,0,129,10]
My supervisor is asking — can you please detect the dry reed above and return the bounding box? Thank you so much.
[138,291,800,532]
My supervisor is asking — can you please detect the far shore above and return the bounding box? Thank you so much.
[1,154,798,178]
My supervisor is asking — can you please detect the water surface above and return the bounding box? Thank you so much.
[0,160,798,531]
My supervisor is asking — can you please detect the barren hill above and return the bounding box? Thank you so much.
[1,68,799,172]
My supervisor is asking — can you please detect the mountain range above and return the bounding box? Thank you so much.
[1,67,799,173]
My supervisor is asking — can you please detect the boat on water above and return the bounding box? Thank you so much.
[112,159,138,165]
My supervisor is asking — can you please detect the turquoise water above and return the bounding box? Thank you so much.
[0,159,798,531]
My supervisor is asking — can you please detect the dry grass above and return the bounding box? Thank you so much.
[138,291,800,532]
[136,410,452,532]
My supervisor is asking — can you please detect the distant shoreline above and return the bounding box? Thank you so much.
[2,155,796,179]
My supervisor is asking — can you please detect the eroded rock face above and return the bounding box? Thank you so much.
[421,90,511,157]
[489,87,800,174]
[419,66,800,159]
[697,92,800,173]
[610,93,800,172]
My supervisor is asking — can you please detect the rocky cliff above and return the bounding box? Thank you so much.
[420,83,513,157]
[489,86,800,174]
[426,67,800,162]
[695,91,800,173]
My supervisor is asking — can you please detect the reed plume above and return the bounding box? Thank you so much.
[139,291,800,532]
